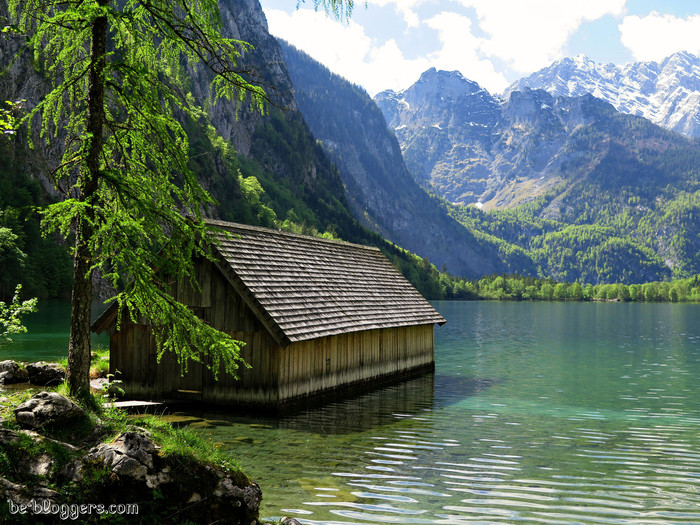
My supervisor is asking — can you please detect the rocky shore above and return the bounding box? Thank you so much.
[0,362,263,524]
[0,360,66,387]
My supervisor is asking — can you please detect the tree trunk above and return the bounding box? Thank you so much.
[67,4,108,397]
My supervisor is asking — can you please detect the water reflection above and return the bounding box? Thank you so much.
[183,373,496,435]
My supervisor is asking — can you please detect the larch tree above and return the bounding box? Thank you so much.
[6,0,357,397]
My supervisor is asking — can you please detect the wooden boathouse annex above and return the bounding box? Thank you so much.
[92,219,446,409]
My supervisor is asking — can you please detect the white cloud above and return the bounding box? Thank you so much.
[366,0,422,29]
[424,12,508,93]
[262,0,631,97]
[263,8,429,95]
[454,0,626,73]
[619,12,700,62]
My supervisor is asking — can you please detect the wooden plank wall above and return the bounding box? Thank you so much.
[277,324,435,402]
[111,257,283,405]
[113,321,435,407]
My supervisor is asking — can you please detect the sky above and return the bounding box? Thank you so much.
[258,0,700,96]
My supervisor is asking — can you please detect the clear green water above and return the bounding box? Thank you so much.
[6,301,700,523]
[183,301,700,523]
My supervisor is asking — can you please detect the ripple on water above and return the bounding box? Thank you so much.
[179,303,700,524]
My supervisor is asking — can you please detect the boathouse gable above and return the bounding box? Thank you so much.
[94,220,446,409]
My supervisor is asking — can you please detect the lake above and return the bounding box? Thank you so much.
[3,300,109,362]
[5,300,700,523]
[184,301,700,523]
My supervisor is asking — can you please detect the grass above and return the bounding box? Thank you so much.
[1,363,254,522]
[56,345,111,379]
[0,385,246,478]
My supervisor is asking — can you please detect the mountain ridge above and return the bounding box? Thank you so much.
[504,51,700,137]
[278,46,533,277]
[374,65,700,283]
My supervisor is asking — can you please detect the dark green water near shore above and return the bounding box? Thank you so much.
[3,300,108,362]
[5,300,700,523]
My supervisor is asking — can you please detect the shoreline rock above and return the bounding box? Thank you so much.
[14,391,86,429]
[25,362,66,386]
[0,360,29,384]
[1,391,262,524]
[0,360,66,387]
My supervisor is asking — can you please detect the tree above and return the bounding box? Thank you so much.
[540,283,554,300]
[569,282,583,301]
[0,99,23,136]
[7,0,355,396]
[553,282,567,301]
[0,285,37,343]
[0,225,26,300]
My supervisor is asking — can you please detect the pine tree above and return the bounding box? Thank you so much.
[6,0,354,396]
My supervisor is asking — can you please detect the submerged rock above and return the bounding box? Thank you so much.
[13,391,86,429]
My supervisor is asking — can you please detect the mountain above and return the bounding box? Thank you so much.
[375,68,499,204]
[277,43,534,277]
[375,69,606,208]
[0,0,485,300]
[376,69,700,283]
[505,52,700,138]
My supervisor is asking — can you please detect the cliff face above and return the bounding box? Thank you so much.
[376,68,499,192]
[374,71,586,208]
[0,0,345,220]
[198,0,297,157]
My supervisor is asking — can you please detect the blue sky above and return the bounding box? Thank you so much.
[258,0,700,96]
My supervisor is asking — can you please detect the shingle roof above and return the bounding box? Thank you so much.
[207,220,445,346]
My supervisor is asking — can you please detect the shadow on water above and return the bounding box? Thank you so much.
[178,372,496,435]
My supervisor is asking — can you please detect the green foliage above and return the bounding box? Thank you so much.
[5,0,278,391]
[0,226,26,299]
[0,140,73,300]
[238,175,277,227]
[436,273,700,303]
[445,187,690,285]
[0,99,23,137]
[0,284,37,343]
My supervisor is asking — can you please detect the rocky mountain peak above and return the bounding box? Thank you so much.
[414,67,482,97]
[375,68,498,132]
[505,51,700,137]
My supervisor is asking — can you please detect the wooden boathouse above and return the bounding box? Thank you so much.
[93,219,446,409]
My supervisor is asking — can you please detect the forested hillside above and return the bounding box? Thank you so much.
[445,100,700,284]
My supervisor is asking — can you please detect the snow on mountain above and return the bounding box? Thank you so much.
[504,51,700,137]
